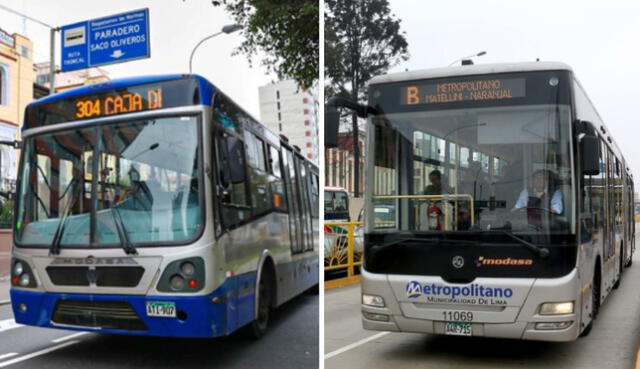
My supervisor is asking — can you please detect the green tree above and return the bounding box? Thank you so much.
[212,0,319,89]
[325,0,409,197]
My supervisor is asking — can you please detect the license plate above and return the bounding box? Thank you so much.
[444,322,472,336]
[146,301,176,317]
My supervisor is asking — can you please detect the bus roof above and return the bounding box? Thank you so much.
[368,61,573,85]
[28,74,216,108]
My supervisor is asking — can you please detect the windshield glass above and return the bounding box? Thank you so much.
[324,190,349,220]
[15,115,202,247]
[369,103,574,236]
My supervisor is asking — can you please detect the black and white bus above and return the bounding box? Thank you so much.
[327,61,634,341]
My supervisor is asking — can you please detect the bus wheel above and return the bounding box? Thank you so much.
[247,272,272,339]
[613,243,623,289]
[581,269,601,337]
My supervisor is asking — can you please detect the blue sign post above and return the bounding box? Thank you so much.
[61,8,150,72]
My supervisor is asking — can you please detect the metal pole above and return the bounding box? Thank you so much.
[188,31,223,74]
[49,28,56,94]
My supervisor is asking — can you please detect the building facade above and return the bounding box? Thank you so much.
[35,62,110,92]
[258,79,318,164]
[0,28,34,185]
[325,131,365,196]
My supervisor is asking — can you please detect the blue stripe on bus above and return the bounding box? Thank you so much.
[10,271,257,338]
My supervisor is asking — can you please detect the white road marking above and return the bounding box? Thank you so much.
[0,341,79,368]
[324,332,390,360]
[51,332,89,343]
[0,319,22,333]
[0,354,16,361]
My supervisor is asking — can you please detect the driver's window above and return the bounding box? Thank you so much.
[215,130,250,230]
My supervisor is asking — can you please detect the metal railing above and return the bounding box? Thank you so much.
[324,221,363,289]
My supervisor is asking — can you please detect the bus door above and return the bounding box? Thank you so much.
[282,147,304,254]
[295,156,313,252]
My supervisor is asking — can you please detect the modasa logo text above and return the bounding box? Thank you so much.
[474,256,533,267]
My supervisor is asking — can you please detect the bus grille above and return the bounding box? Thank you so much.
[51,300,147,331]
[46,267,145,287]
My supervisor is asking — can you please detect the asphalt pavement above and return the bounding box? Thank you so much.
[325,241,640,369]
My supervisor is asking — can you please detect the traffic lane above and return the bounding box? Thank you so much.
[325,253,640,369]
[324,283,371,354]
[0,303,97,363]
[4,292,318,369]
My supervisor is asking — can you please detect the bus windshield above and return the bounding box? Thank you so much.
[369,103,574,237]
[324,189,349,221]
[15,115,202,247]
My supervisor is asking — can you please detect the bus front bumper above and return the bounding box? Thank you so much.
[10,273,257,338]
[360,268,583,342]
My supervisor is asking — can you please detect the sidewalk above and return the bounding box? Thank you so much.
[0,276,8,303]
[0,252,9,303]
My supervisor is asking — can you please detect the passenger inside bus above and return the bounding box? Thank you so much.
[423,169,451,196]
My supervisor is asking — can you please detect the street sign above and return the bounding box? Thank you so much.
[60,8,150,72]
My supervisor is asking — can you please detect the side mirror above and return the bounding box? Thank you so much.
[226,136,246,183]
[325,106,340,148]
[581,135,600,176]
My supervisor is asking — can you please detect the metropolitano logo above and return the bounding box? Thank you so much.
[406,281,422,298]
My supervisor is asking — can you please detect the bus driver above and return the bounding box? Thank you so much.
[511,169,563,226]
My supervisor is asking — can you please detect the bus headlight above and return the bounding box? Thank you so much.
[170,275,185,291]
[13,262,23,276]
[362,294,385,307]
[157,257,204,293]
[540,301,574,315]
[11,258,37,288]
[180,262,196,276]
[19,274,30,287]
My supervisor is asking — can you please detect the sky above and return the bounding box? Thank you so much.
[387,0,640,183]
[0,0,273,117]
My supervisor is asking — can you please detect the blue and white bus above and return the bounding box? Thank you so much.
[8,74,319,338]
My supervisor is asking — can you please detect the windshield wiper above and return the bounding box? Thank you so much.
[371,237,476,253]
[110,205,137,255]
[50,177,81,255]
[490,229,550,259]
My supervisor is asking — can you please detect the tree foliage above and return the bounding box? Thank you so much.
[324,0,409,102]
[325,0,409,196]
[212,0,319,89]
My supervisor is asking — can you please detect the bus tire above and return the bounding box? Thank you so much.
[581,269,600,338]
[245,268,273,339]
[613,243,623,289]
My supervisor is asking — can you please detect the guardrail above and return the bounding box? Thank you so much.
[324,221,363,290]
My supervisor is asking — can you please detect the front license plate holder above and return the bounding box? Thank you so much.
[146,301,176,318]
[444,322,472,336]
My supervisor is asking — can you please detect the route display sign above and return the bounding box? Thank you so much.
[60,8,150,72]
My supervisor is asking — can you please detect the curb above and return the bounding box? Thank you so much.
[0,299,10,306]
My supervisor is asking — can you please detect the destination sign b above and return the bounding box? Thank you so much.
[401,77,526,105]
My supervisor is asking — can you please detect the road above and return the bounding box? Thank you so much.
[325,243,640,369]
[0,292,318,369]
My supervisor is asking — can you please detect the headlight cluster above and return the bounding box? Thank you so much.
[11,259,37,288]
[157,257,204,293]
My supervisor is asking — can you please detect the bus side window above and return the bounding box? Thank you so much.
[215,131,250,230]
[244,132,271,216]
[309,170,319,218]
[268,145,287,211]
